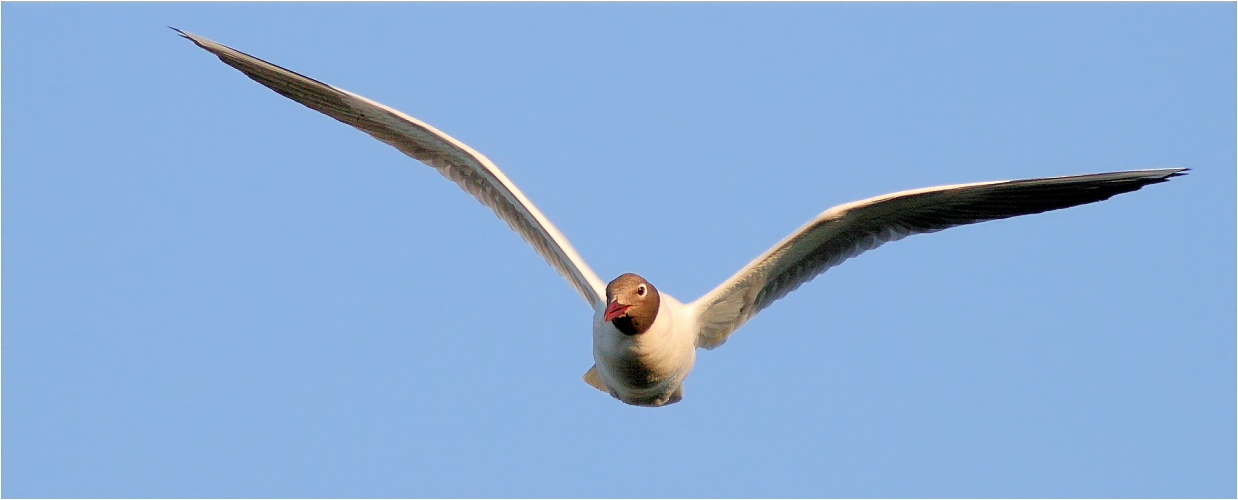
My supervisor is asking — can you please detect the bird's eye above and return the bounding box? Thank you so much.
[637,285,647,296]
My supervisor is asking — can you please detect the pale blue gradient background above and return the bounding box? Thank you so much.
[3,3,1234,498]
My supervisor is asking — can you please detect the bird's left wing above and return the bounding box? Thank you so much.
[176,29,606,308]
[690,168,1186,349]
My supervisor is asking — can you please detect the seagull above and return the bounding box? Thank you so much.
[177,29,1186,407]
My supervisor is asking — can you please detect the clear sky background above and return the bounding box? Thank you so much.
[3,3,1234,498]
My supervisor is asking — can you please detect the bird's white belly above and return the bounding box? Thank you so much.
[592,293,696,406]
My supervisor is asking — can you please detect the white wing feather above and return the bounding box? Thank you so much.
[177,30,606,308]
[691,168,1186,349]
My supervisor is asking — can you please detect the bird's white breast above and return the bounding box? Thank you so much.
[592,293,697,406]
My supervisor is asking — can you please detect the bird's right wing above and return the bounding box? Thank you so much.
[690,168,1186,349]
[176,29,606,308]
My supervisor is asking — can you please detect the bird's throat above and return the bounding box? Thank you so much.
[612,316,640,336]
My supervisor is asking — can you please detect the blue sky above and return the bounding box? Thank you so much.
[3,3,1234,498]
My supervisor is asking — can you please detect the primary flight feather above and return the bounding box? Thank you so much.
[177,29,1185,407]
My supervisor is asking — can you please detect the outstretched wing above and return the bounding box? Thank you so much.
[176,29,606,308]
[690,168,1186,349]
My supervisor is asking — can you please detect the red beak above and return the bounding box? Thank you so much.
[604,301,631,322]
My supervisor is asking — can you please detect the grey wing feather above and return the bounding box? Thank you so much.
[176,29,606,308]
[691,168,1187,349]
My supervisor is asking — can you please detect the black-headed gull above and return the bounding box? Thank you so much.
[178,30,1186,407]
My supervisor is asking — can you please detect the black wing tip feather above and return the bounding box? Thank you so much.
[1116,167,1189,186]
[1163,167,1189,180]
[1093,167,1189,195]
[1130,167,1188,181]
[172,28,346,104]
[170,27,204,47]
[1103,167,1188,189]
[979,169,1183,219]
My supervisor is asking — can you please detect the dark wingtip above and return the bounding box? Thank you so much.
[1136,167,1188,184]
[170,28,213,52]
[1149,167,1189,184]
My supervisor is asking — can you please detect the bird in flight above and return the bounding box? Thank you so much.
[177,29,1185,407]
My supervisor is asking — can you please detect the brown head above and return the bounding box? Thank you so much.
[603,273,660,336]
